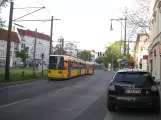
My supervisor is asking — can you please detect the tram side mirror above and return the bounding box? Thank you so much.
[156,81,160,85]
[152,76,155,80]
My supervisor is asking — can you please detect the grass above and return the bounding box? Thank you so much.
[0,68,48,83]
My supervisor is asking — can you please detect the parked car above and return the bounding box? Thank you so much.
[107,69,160,114]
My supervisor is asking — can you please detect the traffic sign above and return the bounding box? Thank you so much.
[123,56,127,60]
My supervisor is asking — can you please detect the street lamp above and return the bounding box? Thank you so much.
[110,17,127,57]
[110,20,113,31]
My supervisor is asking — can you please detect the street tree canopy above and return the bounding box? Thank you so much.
[95,56,106,65]
[0,0,8,28]
[15,47,29,67]
[125,0,150,39]
[78,50,91,61]
[98,40,132,68]
[53,44,67,55]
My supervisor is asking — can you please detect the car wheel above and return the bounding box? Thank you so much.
[152,100,160,114]
[152,106,160,114]
[107,102,115,112]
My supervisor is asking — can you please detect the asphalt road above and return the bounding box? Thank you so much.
[0,70,161,120]
[0,70,112,120]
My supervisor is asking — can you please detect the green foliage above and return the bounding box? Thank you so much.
[15,47,28,67]
[0,68,48,83]
[0,0,8,28]
[104,40,124,67]
[99,40,132,68]
[127,53,132,60]
[53,44,67,55]
[78,50,91,61]
[95,56,105,64]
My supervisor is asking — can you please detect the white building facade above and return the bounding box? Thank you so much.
[134,34,149,70]
[64,43,77,57]
[148,0,161,80]
[0,29,20,67]
[17,28,50,65]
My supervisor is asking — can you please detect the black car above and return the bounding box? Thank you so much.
[107,69,160,113]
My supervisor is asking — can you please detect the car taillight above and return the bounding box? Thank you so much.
[48,70,51,73]
[151,85,158,91]
[109,85,115,91]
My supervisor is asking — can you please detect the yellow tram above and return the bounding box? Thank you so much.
[48,55,94,80]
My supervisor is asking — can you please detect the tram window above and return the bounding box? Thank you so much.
[49,56,64,70]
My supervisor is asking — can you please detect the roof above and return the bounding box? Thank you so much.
[49,55,87,63]
[17,28,51,41]
[0,29,20,43]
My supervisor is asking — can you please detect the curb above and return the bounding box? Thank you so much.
[0,77,47,85]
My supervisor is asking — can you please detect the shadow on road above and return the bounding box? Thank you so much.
[105,108,161,120]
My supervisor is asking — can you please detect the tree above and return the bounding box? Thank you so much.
[104,40,131,68]
[53,44,67,55]
[0,0,8,28]
[125,0,150,39]
[95,56,107,66]
[78,50,91,61]
[15,47,28,67]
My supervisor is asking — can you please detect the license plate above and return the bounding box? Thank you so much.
[125,89,141,94]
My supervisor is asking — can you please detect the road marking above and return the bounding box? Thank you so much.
[54,87,69,93]
[76,81,82,84]
[0,80,46,90]
[0,99,30,109]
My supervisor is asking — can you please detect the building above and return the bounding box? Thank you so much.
[64,43,77,57]
[90,49,96,62]
[148,0,161,80]
[17,28,51,65]
[0,29,20,67]
[134,33,149,70]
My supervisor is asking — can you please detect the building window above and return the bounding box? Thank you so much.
[0,50,2,56]
[21,36,25,41]
[14,44,19,51]
[10,51,12,56]
[0,41,3,47]
[21,44,24,49]
[2,50,5,57]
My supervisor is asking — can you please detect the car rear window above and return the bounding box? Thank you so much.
[113,72,153,84]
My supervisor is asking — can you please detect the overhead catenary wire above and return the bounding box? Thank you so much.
[14,4,41,20]
[14,4,51,28]
[35,0,53,16]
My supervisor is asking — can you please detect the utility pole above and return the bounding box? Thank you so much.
[5,2,14,81]
[49,16,53,55]
[61,38,64,55]
[128,38,129,55]
[88,51,90,61]
[54,39,79,55]
[41,53,44,76]
[124,17,127,55]
[110,17,127,56]
[112,53,113,71]
[76,49,79,58]
[33,28,37,76]
[120,20,122,58]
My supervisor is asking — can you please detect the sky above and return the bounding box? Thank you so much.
[1,0,133,52]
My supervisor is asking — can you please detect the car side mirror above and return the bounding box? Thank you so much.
[152,77,155,80]
[112,76,114,79]
[155,80,160,85]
